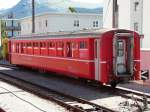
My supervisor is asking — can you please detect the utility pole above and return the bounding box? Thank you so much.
[32,0,35,33]
[112,0,118,28]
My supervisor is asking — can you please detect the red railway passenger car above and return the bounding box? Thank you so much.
[8,29,141,87]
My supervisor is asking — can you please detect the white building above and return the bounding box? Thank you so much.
[21,12,103,35]
[103,0,150,72]
[103,0,150,49]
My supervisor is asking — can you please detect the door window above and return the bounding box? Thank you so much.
[117,41,124,57]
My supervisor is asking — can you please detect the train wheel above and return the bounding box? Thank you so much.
[110,81,117,88]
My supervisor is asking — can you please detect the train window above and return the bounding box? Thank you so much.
[58,42,64,48]
[27,43,29,47]
[44,43,47,47]
[29,42,32,47]
[33,42,35,47]
[66,42,72,57]
[117,41,124,56]
[36,42,38,47]
[34,42,37,47]
[18,43,20,53]
[40,42,43,47]
[52,42,55,47]
[40,42,46,48]
[23,43,25,48]
[21,43,24,53]
[16,43,17,53]
[79,41,87,49]
[12,43,15,53]
[16,43,20,53]
[72,42,77,49]
[43,43,45,47]
[48,42,53,48]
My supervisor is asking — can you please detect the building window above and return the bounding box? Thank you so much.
[74,20,79,27]
[134,2,139,11]
[7,31,12,37]
[18,23,20,27]
[93,21,99,27]
[134,22,138,31]
[7,20,12,26]
[45,20,48,27]
[4,22,6,26]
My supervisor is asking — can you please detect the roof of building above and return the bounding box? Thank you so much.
[20,12,103,20]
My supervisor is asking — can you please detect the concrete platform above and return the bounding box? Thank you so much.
[0,81,67,112]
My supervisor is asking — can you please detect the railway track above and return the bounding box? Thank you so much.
[87,81,150,111]
[106,86,150,111]
[79,77,150,109]
[0,65,115,112]
[0,108,5,112]
[0,64,149,111]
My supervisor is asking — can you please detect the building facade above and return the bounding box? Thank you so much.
[103,0,131,30]
[103,0,150,49]
[0,19,21,46]
[20,12,103,35]
[0,19,21,37]
[103,0,150,72]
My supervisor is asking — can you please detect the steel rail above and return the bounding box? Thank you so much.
[1,64,149,110]
[0,69,115,112]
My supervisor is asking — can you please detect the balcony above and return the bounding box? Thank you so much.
[5,26,21,31]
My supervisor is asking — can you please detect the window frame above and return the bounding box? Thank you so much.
[79,41,88,49]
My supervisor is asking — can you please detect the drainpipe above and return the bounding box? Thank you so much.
[32,0,35,33]
[112,0,118,28]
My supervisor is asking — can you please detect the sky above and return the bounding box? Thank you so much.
[0,0,103,10]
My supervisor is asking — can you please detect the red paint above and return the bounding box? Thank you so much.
[8,29,141,85]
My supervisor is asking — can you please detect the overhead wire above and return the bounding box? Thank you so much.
[103,0,111,25]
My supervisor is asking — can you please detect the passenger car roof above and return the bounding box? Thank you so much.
[11,28,136,40]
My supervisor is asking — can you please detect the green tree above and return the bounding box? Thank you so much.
[0,20,8,59]
[68,7,77,13]
[1,20,7,40]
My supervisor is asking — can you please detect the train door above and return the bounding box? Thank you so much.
[94,39,100,81]
[113,33,134,76]
[116,40,126,74]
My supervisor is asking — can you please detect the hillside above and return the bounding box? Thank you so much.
[0,0,103,19]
